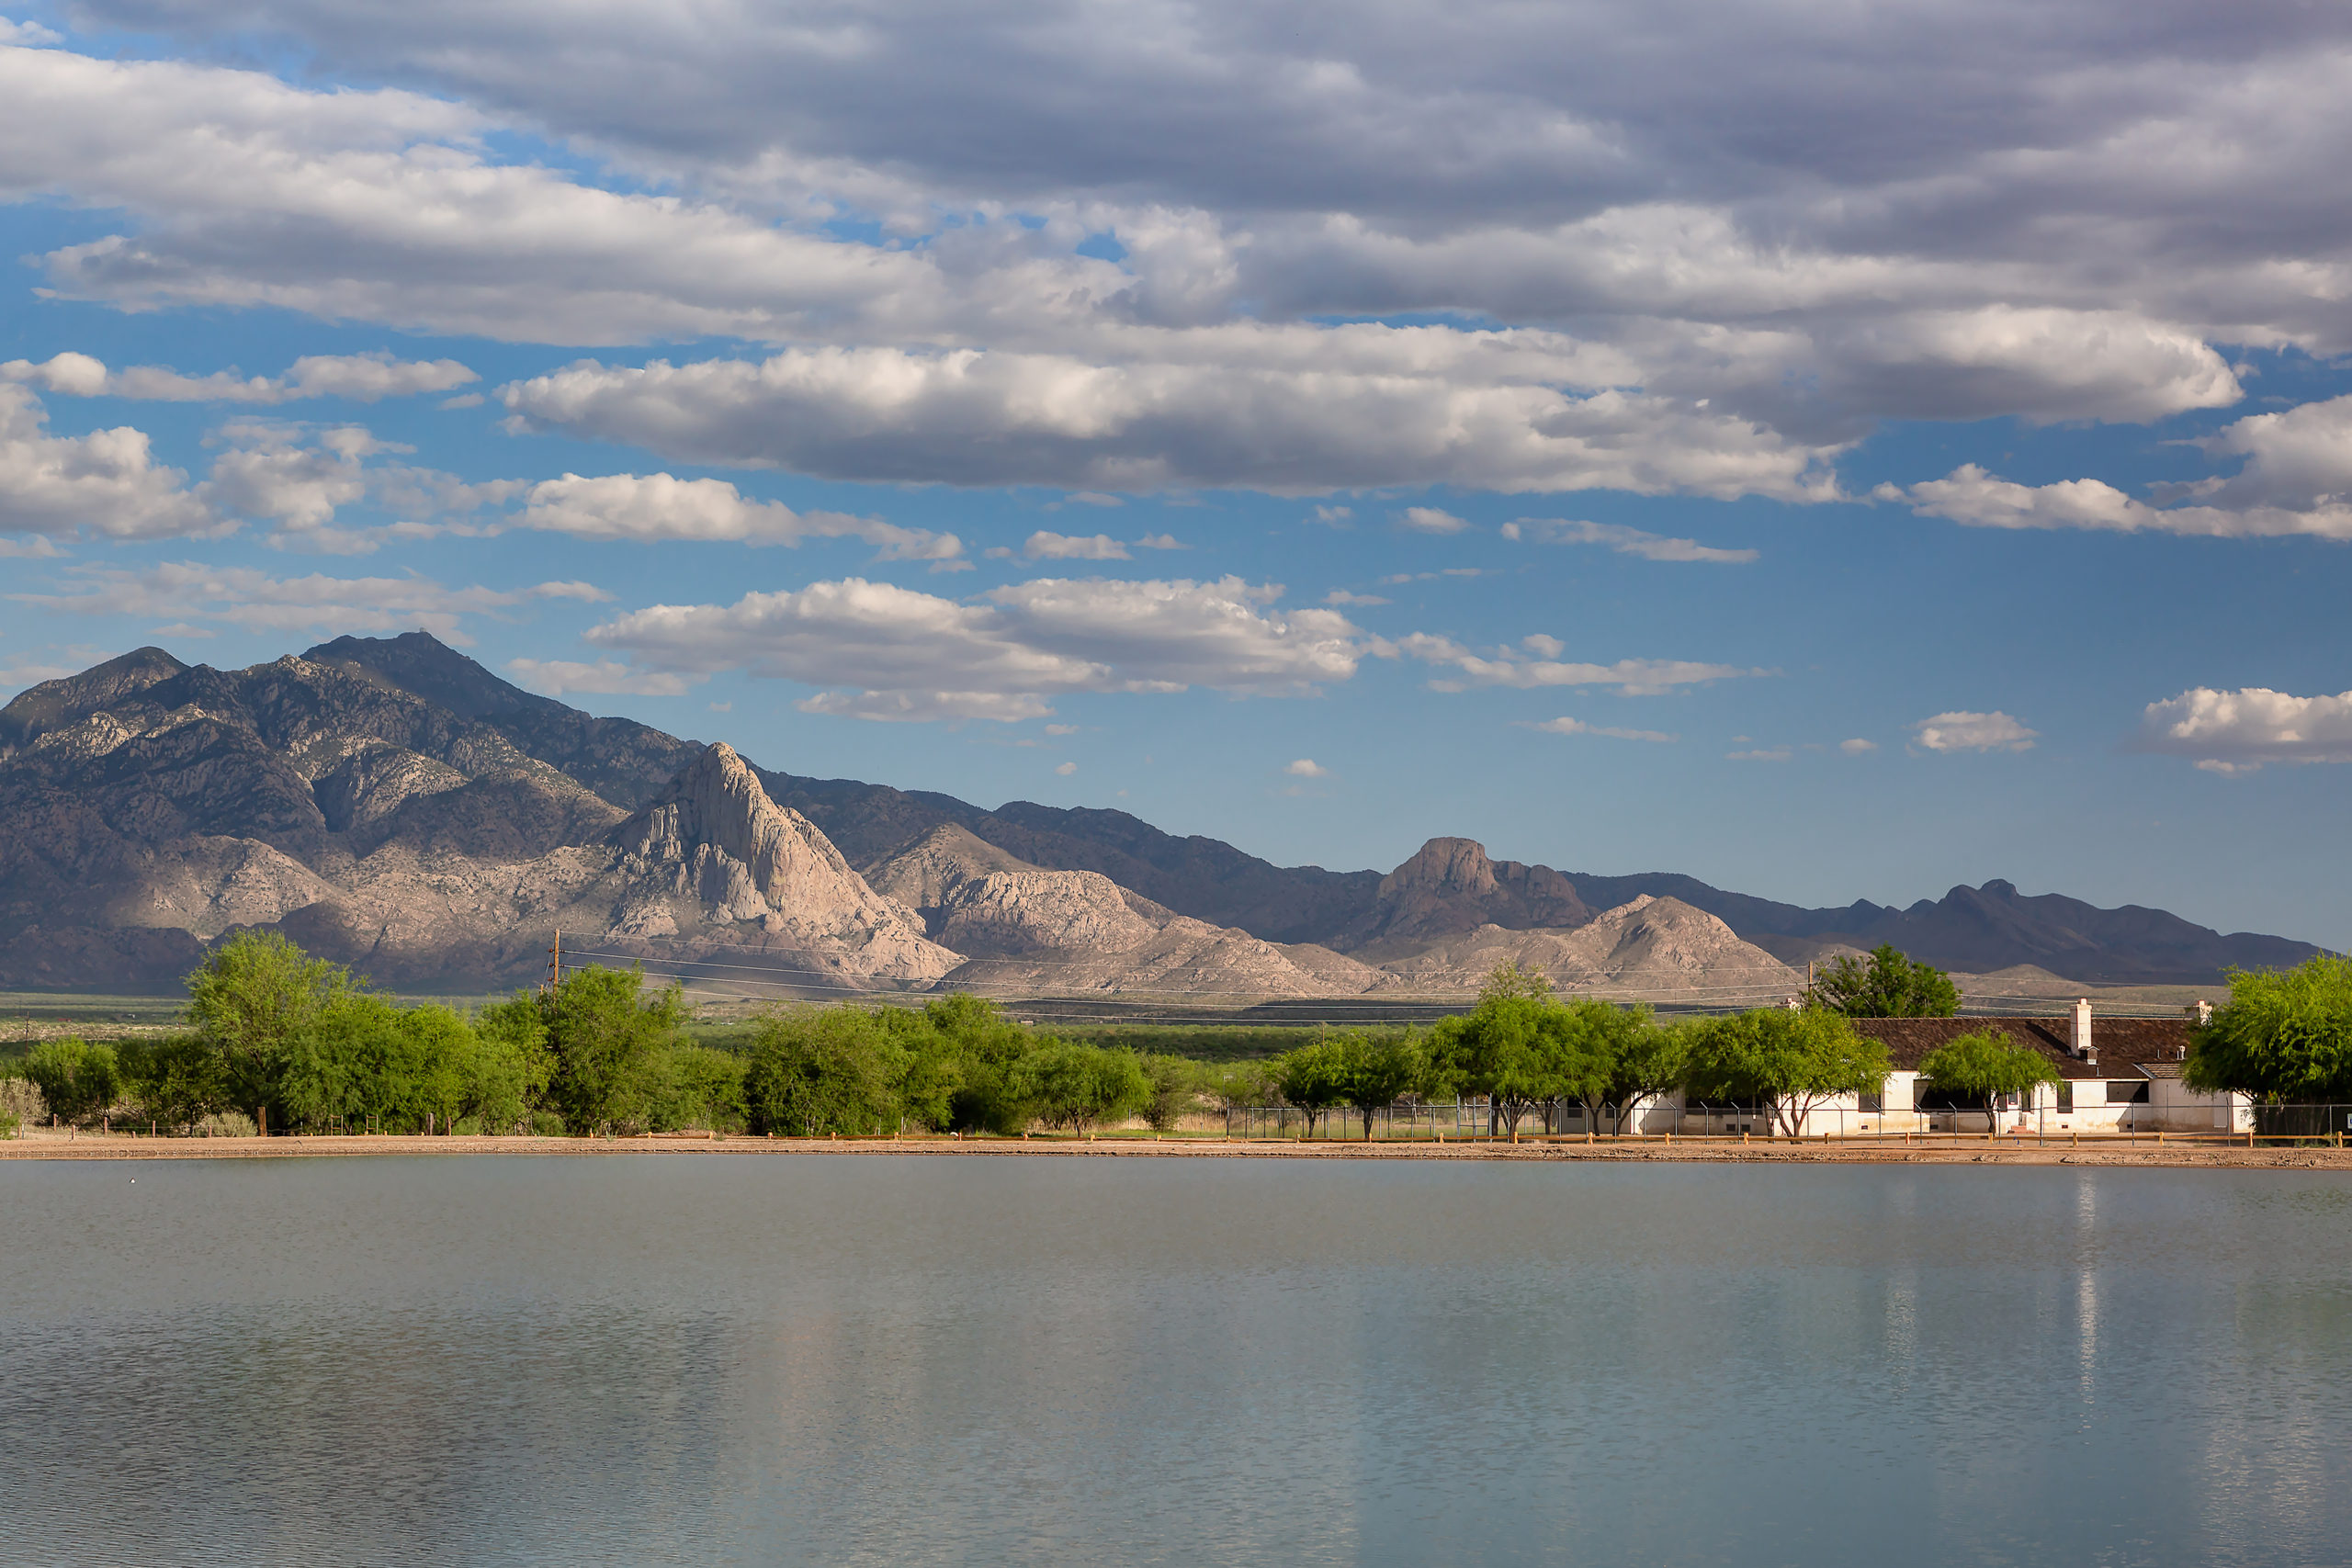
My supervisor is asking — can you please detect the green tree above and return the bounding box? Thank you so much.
[1137,1053,1204,1133]
[1425,968,1579,1139]
[185,930,354,1131]
[872,1005,963,1132]
[1685,1008,1890,1137]
[743,1008,905,1135]
[1806,944,1961,1018]
[528,965,687,1134]
[1609,1017,1695,1135]
[1008,1042,1149,1137]
[1337,1034,1426,1139]
[118,1034,224,1133]
[922,995,1037,1134]
[639,1043,749,1133]
[22,1037,120,1125]
[1546,999,1650,1134]
[2185,954,2352,1101]
[1269,1039,1354,1137]
[1917,1029,2059,1124]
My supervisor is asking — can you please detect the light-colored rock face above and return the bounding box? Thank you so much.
[605,743,960,983]
[933,868,1163,955]
[1374,896,1799,996]
[860,823,1394,996]
[944,913,1392,998]
[863,823,1039,911]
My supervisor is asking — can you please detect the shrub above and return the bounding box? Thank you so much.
[0,1076,46,1136]
[23,1037,122,1125]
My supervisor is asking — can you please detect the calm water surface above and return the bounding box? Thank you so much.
[5,1156,2351,1566]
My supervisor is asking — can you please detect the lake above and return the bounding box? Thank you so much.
[5,1156,2351,1566]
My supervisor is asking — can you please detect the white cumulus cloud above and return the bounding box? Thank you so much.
[2,350,477,403]
[2138,685,2352,773]
[1913,710,2038,752]
[0,385,215,542]
[579,574,1370,722]
[519,472,961,563]
[1023,530,1128,560]
[1283,758,1329,776]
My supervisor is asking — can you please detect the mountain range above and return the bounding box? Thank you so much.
[0,633,2319,995]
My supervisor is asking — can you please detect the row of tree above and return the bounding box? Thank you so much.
[1260,961,2076,1137]
[0,931,1224,1138]
[15,930,2347,1139]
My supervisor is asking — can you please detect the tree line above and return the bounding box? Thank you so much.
[9,931,2345,1140]
[0,931,1233,1138]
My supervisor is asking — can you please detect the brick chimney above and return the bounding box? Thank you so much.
[2071,998,2095,1062]
[2192,999,2213,1025]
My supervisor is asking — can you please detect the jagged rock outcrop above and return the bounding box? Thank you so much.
[1335,837,1594,955]
[601,745,958,983]
[1375,896,1800,995]
[862,821,1387,995]
[863,823,1039,916]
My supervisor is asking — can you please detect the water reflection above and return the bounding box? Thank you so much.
[3,1157,2350,1566]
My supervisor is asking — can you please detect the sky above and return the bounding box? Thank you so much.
[2,1,2351,946]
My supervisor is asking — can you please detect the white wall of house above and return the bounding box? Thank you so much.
[2143,1077,2252,1132]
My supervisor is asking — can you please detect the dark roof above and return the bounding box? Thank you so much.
[1850,1015,2194,1080]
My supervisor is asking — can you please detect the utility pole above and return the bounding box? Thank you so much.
[545,929,562,994]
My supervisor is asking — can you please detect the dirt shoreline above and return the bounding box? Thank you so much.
[5,1132,2349,1169]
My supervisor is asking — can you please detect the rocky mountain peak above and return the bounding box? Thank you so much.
[306,630,566,722]
[605,744,958,980]
[863,822,1043,911]
[1338,835,1593,954]
[1380,837,1499,899]
[0,646,190,752]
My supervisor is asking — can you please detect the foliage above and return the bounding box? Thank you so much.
[1267,1039,1354,1136]
[22,1037,122,1125]
[1480,960,1555,1000]
[119,1034,226,1133]
[1136,1053,1204,1132]
[1008,1042,1149,1137]
[1806,944,1960,1018]
[1337,1033,1427,1137]
[1917,1030,2060,1105]
[526,965,687,1134]
[1424,972,1582,1137]
[1610,1017,1695,1134]
[742,1008,906,1136]
[1685,1008,1890,1136]
[186,930,355,1125]
[2185,954,2352,1101]
[920,994,1038,1134]
[648,1044,749,1133]
[0,1074,41,1138]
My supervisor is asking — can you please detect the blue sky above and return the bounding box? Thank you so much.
[4,1,2352,946]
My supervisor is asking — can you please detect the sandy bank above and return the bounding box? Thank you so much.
[4,1131,2349,1169]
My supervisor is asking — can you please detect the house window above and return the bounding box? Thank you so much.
[2056,1082,2074,1113]
[1858,1091,1883,1112]
[2106,1081,2151,1105]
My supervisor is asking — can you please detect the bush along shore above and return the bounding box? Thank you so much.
[7,938,2352,1157]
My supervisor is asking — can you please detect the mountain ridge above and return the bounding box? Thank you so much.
[0,633,2322,989]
